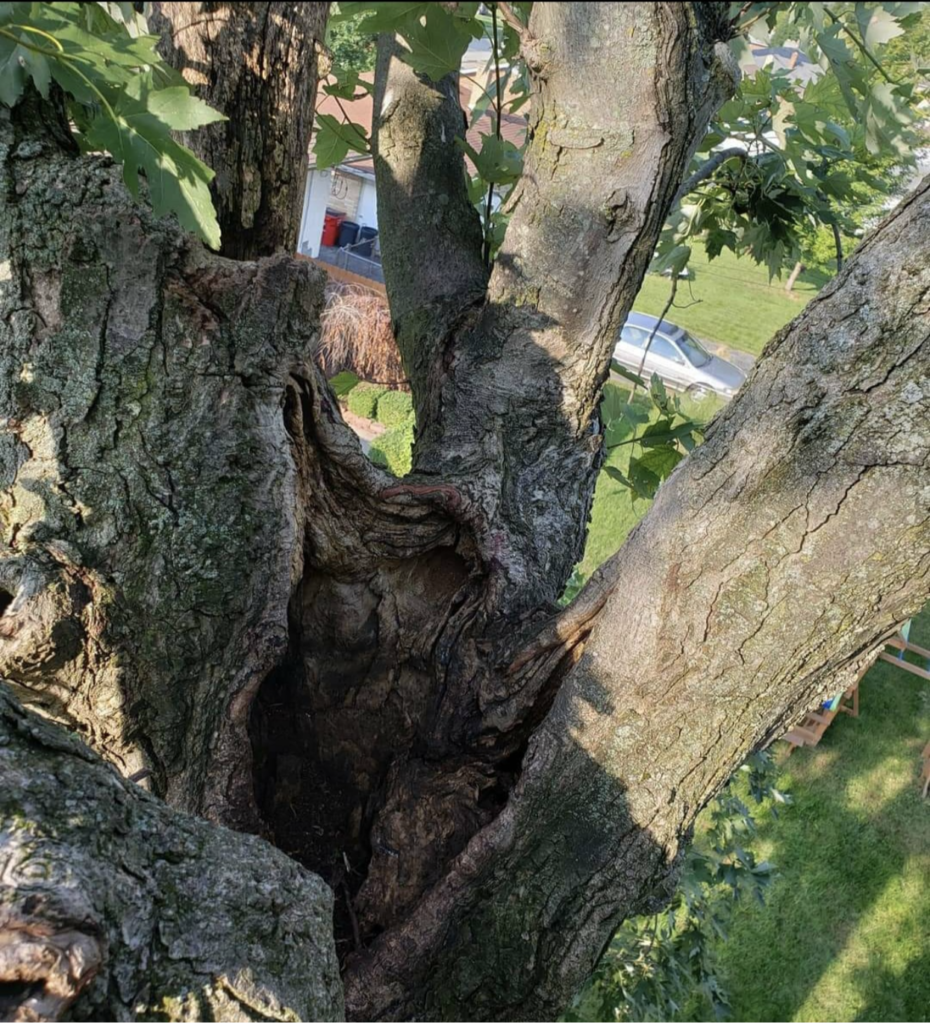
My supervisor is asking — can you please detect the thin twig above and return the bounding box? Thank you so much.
[496,1,530,43]
[483,4,504,268]
[674,148,747,205]
[831,222,844,270]
[628,275,679,404]
[825,8,900,86]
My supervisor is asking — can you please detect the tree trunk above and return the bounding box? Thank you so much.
[0,687,342,1022]
[150,2,329,259]
[785,258,804,293]
[4,3,930,1022]
[0,95,330,828]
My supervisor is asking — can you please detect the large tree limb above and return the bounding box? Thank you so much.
[0,686,343,1022]
[345,175,930,1020]
[406,3,738,621]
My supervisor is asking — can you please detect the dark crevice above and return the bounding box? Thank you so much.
[0,980,44,1017]
[0,588,13,617]
[248,582,378,964]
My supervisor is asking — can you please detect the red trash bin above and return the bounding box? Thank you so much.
[321,211,344,247]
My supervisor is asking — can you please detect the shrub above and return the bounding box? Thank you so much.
[375,389,413,427]
[346,382,388,420]
[369,420,414,477]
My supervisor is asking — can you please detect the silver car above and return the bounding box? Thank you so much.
[612,311,746,400]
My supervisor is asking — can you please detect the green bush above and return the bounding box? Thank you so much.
[369,420,414,477]
[375,389,414,427]
[346,382,388,420]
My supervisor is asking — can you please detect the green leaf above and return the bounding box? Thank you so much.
[638,444,685,482]
[313,112,369,169]
[649,373,671,412]
[322,68,372,100]
[457,131,523,184]
[335,2,429,31]
[639,419,701,449]
[652,243,691,277]
[627,456,662,500]
[132,84,225,132]
[398,6,470,81]
[0,4,32,25]
[329,371,360,397]
[0,35,32,105]
[82,73,223,248]
[856,4,905,47]
[29,4,162,67]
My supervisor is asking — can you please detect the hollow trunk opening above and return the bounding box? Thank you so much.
[247,542,502,962]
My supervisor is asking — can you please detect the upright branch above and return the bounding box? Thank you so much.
[403,1,738,617]
[372,35,489,402]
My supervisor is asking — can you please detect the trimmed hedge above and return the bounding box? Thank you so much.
[375,389,414,427]
[369,420,414,477]
[346,382,388,420]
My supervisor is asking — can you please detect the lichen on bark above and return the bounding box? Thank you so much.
[0,105,327,826]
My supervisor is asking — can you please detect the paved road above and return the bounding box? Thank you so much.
[706,340,756,374]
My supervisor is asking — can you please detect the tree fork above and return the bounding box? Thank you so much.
[345,172,930,1022]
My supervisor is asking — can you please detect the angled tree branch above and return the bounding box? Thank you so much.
[347,171,930,1022]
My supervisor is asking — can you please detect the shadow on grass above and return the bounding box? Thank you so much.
[709,613,930,1022]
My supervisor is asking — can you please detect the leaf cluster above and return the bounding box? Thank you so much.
[0,2,225,247]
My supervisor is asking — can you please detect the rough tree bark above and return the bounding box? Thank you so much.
[3,2,930,1022]
[0,96,328,828]
[150,2,329,260]
[0,687,342,1021]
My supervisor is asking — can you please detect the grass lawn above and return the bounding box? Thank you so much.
[578,382,725,580]
[633,248,831,356]
[700,612,930,1022]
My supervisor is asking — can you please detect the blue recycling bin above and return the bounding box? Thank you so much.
[337,221,360,248]
[356,226,379,258]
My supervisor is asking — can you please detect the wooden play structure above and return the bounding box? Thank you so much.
[781,622,930,795]
[781,682,860,753]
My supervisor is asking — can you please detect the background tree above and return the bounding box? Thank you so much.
[2,3,930,1022]
[325,1,376,72]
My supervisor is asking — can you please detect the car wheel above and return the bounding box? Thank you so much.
[686,383,712,402]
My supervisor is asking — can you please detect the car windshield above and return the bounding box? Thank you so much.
[676,331,712,367]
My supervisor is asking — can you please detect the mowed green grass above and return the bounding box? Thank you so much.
[578,382,725,580]
[633,248,830,356]
[701,612,930,1023]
